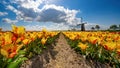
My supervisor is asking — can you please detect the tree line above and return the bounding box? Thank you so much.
[91,24,120,31]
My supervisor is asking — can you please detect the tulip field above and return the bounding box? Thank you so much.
[0,25,120,68]
[0,25,59,68]
[63,31,120,67]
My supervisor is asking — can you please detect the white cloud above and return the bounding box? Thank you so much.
[6,5,21,15]
[38,4,79,25]
[8,0,80,26]
[2,0,85,30]
[6,5,16,12]
[2,18,18,24]
[4,0,109,30]
[12,0,43,12]
[0,12,8,16]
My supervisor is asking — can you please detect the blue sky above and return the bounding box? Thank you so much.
[0,0,120,31]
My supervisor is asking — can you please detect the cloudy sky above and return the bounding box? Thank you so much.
[0,0,120,31]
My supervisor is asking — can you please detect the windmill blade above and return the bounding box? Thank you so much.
[77,24,82,26]
[81,22,87,24]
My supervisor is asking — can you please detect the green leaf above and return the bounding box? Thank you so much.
[7,58,13,63]
[18,50,26,55]
[14,50,26,60]
[7,57,28,68]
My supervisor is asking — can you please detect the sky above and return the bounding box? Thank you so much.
[0,0,120,31]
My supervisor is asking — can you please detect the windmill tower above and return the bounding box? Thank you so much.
[0,28,2,31]
[77,17,87,31]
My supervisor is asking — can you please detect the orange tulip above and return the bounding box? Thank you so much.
[12,35,17,42]
[117,49,120,55]
[1,40,5,47]
[9,52,17,58]
[20,35,25,41]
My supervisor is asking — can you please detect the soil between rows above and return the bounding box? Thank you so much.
[20,33,110,68]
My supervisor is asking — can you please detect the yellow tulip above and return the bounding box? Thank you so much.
[17,26,25,35]
[0,49,8,58]
[16,44,24,52]
[89,37,98,45]
[12,25,25,35]
[42,28,47,33]
[38,33,42,38]
[30,33,36,41]
[81,37,87,42]
[103,42,116,51]
[41,37,47,45]
[4,32,12,45]
[16,38,22,43]
[12,25,17,33]
[70,35,76,40]
[22,39,29,45]
[78,42,88,50]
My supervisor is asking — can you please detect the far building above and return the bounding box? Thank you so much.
[0,28,2,31]
[77,17,87,31]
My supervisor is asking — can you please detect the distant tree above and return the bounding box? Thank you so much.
[91,27,95,31]
[95,25,100,30]
[109,24,118,30]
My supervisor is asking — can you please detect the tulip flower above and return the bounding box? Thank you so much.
[89,37,98,45]
[4,33,12,45]
[103,42,116,51]
[78,42,88,50]
[17,26,25,35]
[42,28,47,33]
[20,35,25,41]
[0,49,9,58]
[12,25,25,36]
[117,49,120,55]
[12,25,17,33]
[11,35,17,42]
[22,39,29,45]
[9,52,17,58]
[30,33,36,41]
[41,37,47,45]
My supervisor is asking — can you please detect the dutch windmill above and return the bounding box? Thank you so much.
[0,28,2,31]
[77,17,87,31]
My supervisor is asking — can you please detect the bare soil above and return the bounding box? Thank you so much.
[20,33,111,68]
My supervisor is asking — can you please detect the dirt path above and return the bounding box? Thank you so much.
[45,33,91,68]
[20,33,110,68]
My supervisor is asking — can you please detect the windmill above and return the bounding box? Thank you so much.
[77,17,87,31]
[0,28,2,31]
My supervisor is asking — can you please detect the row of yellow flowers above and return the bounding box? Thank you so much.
[0,25,58,58]
[63,31,120,54]
[63,31,120,67]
